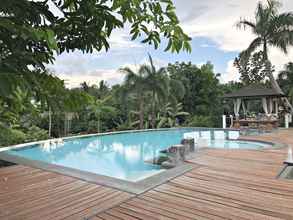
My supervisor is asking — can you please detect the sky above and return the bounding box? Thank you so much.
[47,0,293,88]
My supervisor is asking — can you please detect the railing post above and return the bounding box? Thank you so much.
[222,115,226,129]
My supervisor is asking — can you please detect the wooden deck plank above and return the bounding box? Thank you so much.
[0,166,132,220]
[2,181,93,218]
[112,206,158,220]
[126,197,210,220]
[27,187,114,220]
[0,177,77,208]
[105,208,139,220]
[63,191,133,220]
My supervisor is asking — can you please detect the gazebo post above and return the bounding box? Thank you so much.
[275,99,279,115]
[285,114,290,128]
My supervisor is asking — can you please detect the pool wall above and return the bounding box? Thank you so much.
[0,151,193,194]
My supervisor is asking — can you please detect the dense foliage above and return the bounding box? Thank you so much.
[1,0,293,146]
[278,63,293,104]
[234,51,274,85]
[0,0,191,146]
[0,57,229,146]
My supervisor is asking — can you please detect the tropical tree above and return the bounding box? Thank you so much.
[35,72,67,137]
[168,62,222,117]
[278,62,293,105]
[1,0,191,89]
[236,0,293,110]
[234,51,274,85]
[88,96,116,133]
[145,55,186,128]
[157,102,189,128]
[120,65,151,129]
[144,55,169,128]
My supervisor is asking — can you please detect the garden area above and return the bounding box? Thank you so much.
[1,0,293,146]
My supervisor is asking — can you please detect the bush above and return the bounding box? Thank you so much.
[0,126,27,147]
[25,126,49,142]
[188,115,214,127]
[0,125,48,147]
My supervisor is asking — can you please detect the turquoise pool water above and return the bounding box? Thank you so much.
[6,129,271,181]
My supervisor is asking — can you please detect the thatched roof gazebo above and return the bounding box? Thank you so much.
[223,87,285,99]
[223,86,286,130]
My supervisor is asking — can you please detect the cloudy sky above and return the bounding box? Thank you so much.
[47,0,293,88]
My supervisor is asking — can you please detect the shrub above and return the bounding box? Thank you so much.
[25,126,49,142]
[188,115,214,127]
[0,126,26,147]
[0,125,48,147]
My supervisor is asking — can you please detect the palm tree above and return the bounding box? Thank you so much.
[36,72,67,137]
[146,54,186,128]
[121,55,186,129]
[88,96,116,133]
[237,0,293,111]
[144,55,169,128]
[120,65,150,129]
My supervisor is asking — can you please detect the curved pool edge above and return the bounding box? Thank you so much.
[0,151,193,194]
[237,138,289,150]
[0,127,241,152]
[0,127,287,194]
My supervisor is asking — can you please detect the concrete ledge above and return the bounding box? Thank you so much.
[0,152,193,194]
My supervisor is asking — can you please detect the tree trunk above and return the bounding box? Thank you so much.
[98,113,100,133]
[139,97,144,129]
[48,106,52,137]
[151,92,156,129]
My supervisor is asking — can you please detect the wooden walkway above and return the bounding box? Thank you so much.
[1,129,293,219]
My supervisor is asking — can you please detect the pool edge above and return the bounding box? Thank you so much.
[0,152,193,194]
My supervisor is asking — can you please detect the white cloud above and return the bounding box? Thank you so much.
[221,60,240,83]
[173,0,293,82]
[174,0,256,51]
[49,54,168,88]
[269,48,293,76]
[56,69,125,88]
[175,0,293,52]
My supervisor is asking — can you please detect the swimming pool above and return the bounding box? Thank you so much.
[1,128,272,182]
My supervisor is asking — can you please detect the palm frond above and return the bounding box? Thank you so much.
[236,19,256,31]
[242,37,262,58]
[139,64,152,77]
[270,29,293,54]
[267,0,281,16]
[157,117,167,128]
[255,1,265,23]
[147,53,156,73]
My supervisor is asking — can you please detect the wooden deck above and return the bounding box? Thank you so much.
[94,130,293,220]
[1,129,293,219]
[0,165,133,220]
